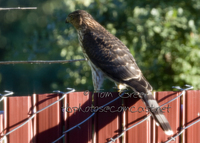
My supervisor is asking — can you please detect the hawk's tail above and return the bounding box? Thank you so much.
[142,92,173,135]
[124,74,173,135]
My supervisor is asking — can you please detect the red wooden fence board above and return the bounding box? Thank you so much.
[35,93,62,143]
[155,91,180,143]
[5,96,32,143]
[1,91,200,143]
[124,93,150,143]
[94,92,122,143]
[65,92,92,143]
[184,90,200,143]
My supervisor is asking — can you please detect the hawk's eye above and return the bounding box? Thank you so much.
[69,15,74,20]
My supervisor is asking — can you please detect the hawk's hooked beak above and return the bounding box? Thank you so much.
[65,16,70,23]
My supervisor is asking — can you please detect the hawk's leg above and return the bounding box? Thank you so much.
[90,66,105,143]
[91,66,105,93]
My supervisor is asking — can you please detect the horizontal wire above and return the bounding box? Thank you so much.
[0,7,37,10]
[0,59,86,65]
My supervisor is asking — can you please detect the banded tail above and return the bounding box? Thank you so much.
[125,75,173,135]
[142,92,173,135]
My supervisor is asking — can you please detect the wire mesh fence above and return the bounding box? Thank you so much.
[0,85,199,143]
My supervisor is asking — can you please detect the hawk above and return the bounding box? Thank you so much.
[66,10,173,135]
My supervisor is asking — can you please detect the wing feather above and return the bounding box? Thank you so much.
[82,30,152,93]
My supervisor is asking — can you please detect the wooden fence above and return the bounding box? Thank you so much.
[0,90,199,143]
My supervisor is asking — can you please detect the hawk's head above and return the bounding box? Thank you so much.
[66,10,94,29]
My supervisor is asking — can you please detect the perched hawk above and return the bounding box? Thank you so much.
[66,10,173,135]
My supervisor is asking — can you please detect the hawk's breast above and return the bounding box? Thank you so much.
[77,30,107,90]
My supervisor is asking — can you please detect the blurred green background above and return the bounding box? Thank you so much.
[0,0,200,95]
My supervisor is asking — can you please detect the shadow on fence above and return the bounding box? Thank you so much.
[0,86,199,143]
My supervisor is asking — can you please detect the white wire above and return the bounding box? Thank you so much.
[108,85,193,143]
[0,91,14,102]
[0,85,195,143]
[0,88,75,142]
[52,91,126,143]
[165,118,200,143]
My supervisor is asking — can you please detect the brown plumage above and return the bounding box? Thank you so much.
[66,10,173,135]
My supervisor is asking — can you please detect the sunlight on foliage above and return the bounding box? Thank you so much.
[0,0,200,94]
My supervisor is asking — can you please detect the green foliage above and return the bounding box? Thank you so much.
[0,0,199,95]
